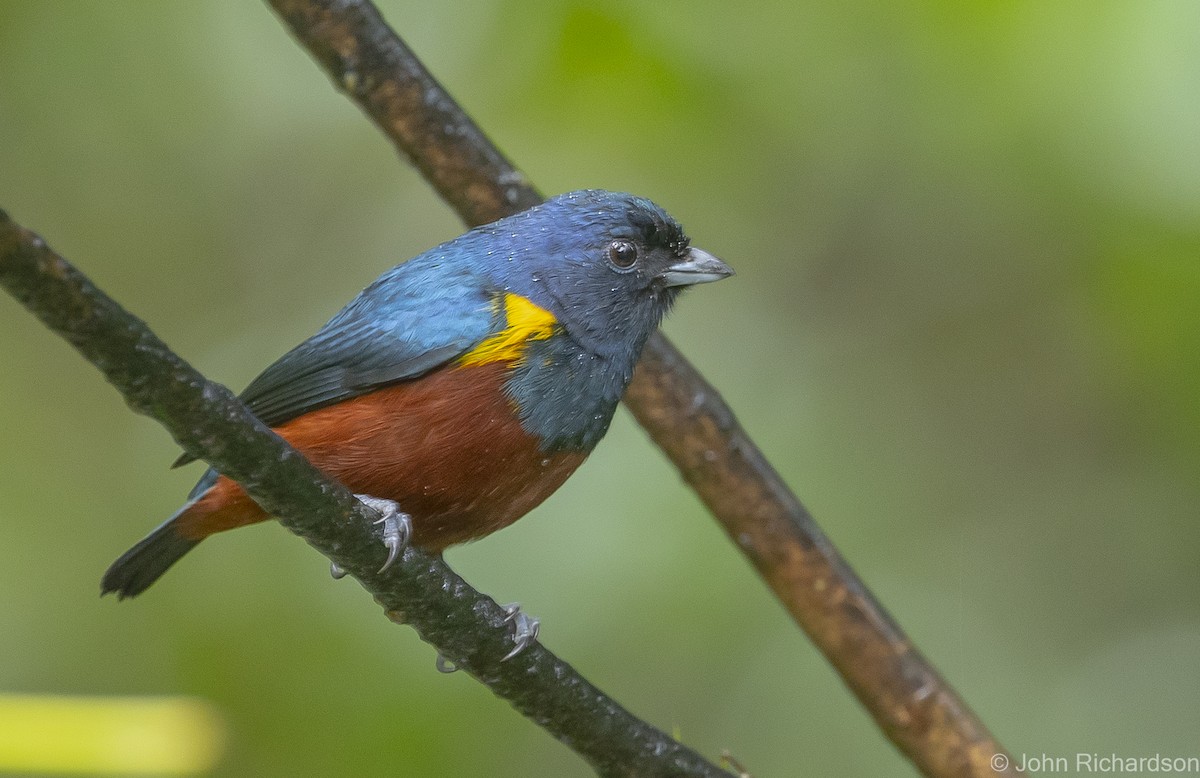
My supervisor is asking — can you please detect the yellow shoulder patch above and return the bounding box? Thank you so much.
[459,293,558,367]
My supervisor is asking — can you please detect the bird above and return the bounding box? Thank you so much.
[101,189,732,600]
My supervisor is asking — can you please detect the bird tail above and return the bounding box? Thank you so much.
[101,502,203,600]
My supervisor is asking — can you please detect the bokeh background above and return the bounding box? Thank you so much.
[2,1,1199,775]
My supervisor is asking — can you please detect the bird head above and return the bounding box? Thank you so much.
[478,190,733,359]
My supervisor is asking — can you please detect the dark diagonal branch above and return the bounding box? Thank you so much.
[0,212,731,778]
[264,1,1016,776]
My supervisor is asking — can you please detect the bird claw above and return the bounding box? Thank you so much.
[500,602,540,661]
[429,604,538,672]
[353,494,412,574]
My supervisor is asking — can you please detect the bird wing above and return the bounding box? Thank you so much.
[173,261,499,468]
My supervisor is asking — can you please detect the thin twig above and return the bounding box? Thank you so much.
[0,210,732,778]
[263,1,1017,775]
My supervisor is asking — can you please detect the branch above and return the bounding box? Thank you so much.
[0,211,731,778]
[264,1,1016,776]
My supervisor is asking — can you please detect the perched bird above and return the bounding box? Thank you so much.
[101,190,732,599]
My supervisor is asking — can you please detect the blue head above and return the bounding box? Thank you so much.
[459,190,733,450]
[472,190,731,359]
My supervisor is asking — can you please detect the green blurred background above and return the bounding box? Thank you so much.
[2,1,1199,775]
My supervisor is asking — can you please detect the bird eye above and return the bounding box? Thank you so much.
[607,239,639,270]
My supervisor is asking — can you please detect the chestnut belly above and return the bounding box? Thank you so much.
[177,362,587,550]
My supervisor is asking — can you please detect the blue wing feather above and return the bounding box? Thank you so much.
[173,257,499,468]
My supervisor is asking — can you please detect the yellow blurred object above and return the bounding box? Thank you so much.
[0,694,225,775]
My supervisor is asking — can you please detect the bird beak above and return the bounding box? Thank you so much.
[658,247,734,287]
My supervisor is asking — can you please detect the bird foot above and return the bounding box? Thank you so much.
[328,495,412,579]
[355,494,412,573]
[500,602,540,661]
[432,602,540,671]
